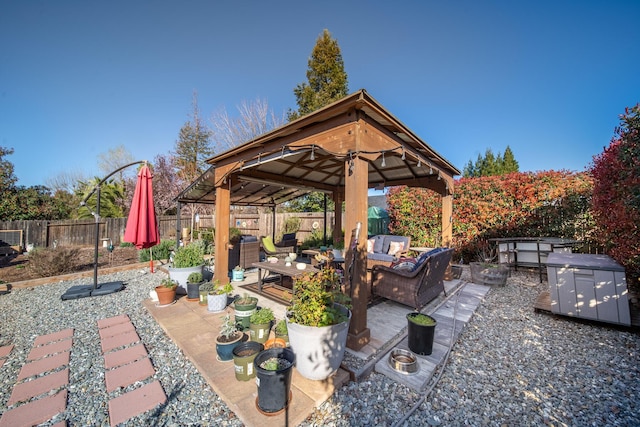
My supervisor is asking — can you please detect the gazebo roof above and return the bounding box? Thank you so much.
[175,89,460,207]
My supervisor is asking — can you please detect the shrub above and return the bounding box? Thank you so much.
[172,243,205,268]
[28,247,81,278]
[138,239,175,262]
[387,170,595,263]
[591,104,640,284]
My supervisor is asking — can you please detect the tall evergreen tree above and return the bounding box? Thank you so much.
[287,29,349,121]
[502,145,519,173]
[285,29,349,212]
[463,146,520,177]
[173,92,213,184]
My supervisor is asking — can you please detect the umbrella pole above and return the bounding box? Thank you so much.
[93,185,101,289]
[150,247,154,273]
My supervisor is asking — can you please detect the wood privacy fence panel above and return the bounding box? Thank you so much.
[0,212,342,249]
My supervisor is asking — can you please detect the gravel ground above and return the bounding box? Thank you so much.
[1,268,638,426]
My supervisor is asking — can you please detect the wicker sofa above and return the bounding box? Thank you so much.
[370,248,454,310]
[366,234,411,270]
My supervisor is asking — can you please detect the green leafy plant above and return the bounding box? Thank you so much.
[207,280,233,295]
[260,357,290,371]
[289,267,351,327]
[229,227,242,244]
[172,243,205,268]
[159,277,177,289]
[138,239,175,262]
[407,313,436,326]
[250,307,275,325]
[235,293,257,306]
[275,319,288,336]
[218,314,240,341]
[187,272,203,283]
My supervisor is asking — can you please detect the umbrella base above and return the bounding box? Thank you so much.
[61,281,125,300]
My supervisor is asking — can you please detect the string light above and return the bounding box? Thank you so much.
[417,159,421,168]
[381,152,386,168]
[310,145,315,161]
[401,147,406,160]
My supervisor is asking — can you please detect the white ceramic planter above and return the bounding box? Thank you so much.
[168,264,204,295]
[207,293,228,312]
[286,304,351,381]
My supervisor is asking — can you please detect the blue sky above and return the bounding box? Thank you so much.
[2,0,639,188]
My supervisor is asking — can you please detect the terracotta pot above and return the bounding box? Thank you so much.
[155,286,176,305]
[264,337,286,349]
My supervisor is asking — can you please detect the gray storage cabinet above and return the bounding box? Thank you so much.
[547,253,630,326]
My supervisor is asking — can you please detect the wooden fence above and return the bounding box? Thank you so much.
[0,212,339,250]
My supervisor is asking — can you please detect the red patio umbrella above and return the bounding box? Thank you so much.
[124,164,160,271]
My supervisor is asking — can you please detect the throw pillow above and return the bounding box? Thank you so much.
[390,257,416,271]
[387,241,405,255]
[367,238,375,253]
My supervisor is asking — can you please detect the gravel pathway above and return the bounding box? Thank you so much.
[1,268,638,426]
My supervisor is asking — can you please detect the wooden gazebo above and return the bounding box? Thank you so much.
[176,89,460,350]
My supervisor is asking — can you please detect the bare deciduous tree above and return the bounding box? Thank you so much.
[210,98,285,152]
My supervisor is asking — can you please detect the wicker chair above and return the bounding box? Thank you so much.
[370,248,453,310]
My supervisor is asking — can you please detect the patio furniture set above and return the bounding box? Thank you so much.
[246,232,455,311]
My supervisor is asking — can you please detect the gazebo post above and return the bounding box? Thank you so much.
[213,182,231,284]
[333,189,344,246]
[442,191,453,247]
[344,155,370,351]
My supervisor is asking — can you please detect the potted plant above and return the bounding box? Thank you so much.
[231,265,245,282]
[216,314,245,362]
[286,267,351,381]
[155,277,177,305]
[470,243,509,286]
[254,347,296,414]
[274,319,289,345]
[198,281,215,306]
[232,341,264,382]
[234,293,258,330]
[186,271,203,301]
[249,307,275,344]
[168,242,206,295]
[406,312,437,355]
[207,280,234,313]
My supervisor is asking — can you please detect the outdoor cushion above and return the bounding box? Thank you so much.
[367,238,375,253]
[372,235,386,253]
[281,233,295,241]
[390,257,417,271]
[262,236,277,253]
[387,241,405,255]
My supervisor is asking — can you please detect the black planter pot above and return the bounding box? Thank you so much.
[254,347,295,414]
[407,312,437,355]
[186,282,201,300]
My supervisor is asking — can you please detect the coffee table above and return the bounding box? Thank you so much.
[251,261,314,292]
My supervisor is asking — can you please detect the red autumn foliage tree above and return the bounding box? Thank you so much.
[591,104,640,284]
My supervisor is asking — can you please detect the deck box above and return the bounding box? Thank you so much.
[546,253,630,326]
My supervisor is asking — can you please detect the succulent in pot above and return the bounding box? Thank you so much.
[215,314,245,362]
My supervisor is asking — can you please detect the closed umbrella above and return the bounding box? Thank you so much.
[124,164,160,271]
[62,160,148,300]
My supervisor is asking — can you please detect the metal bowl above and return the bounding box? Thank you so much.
[388,348,418,374]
